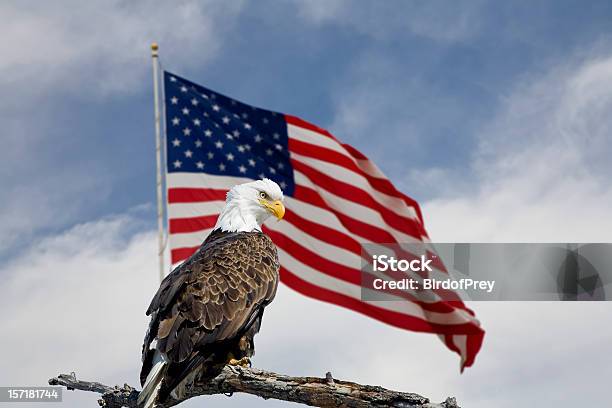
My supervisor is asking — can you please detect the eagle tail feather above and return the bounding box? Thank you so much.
[138,351,167,408]
[160,354,208,402]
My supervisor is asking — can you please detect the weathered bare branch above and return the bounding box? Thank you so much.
[49,367,460,408]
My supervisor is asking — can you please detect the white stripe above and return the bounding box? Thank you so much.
[287,123,351,158]
[266,218,361,270]
[291,152,419,220]
[294,170,423,243]
[170,227,213,268]
[354,158,389,179]
[288,122,395,183]
[167,172,251,189]
[278,247,475,326]
[169,229,212,250]
[168,200,225,219]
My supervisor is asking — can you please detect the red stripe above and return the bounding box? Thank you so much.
[341,143,367,160]
[280,267,483,367]
[284,209,362,255]
[285,114,336,140]
[169,214,217,234]
[265,227,361,285]
[279,265,484,336]
[343,143,425,226]
[286,115,425,226]
[463,330,485,371]
[168,188,226,203]
[289,139,421,219]
[292,159,427,239]
[171,246,199,264]
[269,224,439,307]
[293,185,404,243]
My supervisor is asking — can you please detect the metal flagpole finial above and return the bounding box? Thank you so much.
[151,42,159,56]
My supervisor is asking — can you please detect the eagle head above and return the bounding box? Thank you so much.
[215,178,285,232]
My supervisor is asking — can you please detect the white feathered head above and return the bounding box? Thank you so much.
[215,178,285,232]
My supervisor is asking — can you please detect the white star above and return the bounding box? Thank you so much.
[232,129,240,137]
[238,165,247,173]
[212,104,220,111]
[226,153,234,161]
[195,139,202,147]
[201,93,209,99]
[171,138,181,147]
[170,76,177,82]
[244,144,251,151]
[204,129,212,137]
[269,167,276,174]
[180,85,187,93]
[233,113,239,119]
[225,133,234,140]
[262,118,269,124]
[241,113,248,119]
[219,163,226,171]
[273,132,280,139]
[275,143,283,151]
[172,117,180,126]
[207,152,214,159]
[182,107,190,115]
[237,145,245,153]
[280,181,287,189]
[204,112,209,117]
[258,173,265,179]
[183,127,191,136]
[230,100,237,105]
[248,159,256,167]
[184,150,193,158]
[244,123,252,130]
[277,162,284,169]
[215,140,223,149]
[210,93,217,99]
[266,148,273,156]
[222,116,230,124]
[173,160,182,168]
[193,118,201,126]
[254,134,263,143]
[196,161,204,169]
[214,123,220,128]
[191,98,199,106]
[170,96,178,104]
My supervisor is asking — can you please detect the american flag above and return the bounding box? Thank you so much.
[163,71,484,370]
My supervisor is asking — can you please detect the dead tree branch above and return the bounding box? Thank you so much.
[49,367,460,408]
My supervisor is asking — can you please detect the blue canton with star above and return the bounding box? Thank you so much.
[164,71,295,195]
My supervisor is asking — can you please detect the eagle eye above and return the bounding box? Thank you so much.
[259,191,268,200]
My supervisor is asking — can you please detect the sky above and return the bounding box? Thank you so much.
[1,1,612,407]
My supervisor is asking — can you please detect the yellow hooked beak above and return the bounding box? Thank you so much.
[260,199,285,220]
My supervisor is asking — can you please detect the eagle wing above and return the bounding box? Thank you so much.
[140,230,279,385]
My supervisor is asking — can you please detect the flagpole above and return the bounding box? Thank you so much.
[151,42,165,282]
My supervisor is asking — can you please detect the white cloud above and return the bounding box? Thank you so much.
[294,0,484,43]
[0,0,245,97]
[424,52,612,243]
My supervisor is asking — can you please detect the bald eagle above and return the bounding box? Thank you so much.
[138,179,285,408]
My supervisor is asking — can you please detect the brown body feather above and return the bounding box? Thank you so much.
[140,229,279,401]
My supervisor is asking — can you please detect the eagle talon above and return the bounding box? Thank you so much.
[228,357,251,367]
